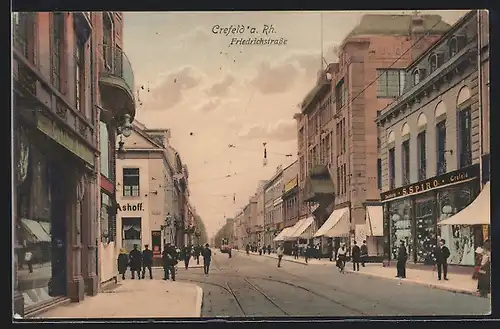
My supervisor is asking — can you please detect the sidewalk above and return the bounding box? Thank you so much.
[344,263,490,298]
[235,249,330,265]
[33,279,203,318]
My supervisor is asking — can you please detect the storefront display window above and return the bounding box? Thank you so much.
[437,184,477,265]
[414,194,437,264]
[16,133,55,307]
[389,199,412,261]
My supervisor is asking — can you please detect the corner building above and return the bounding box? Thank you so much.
[295,14,450,257]
[376,11,490,266]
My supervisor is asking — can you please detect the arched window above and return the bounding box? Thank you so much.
[413,69,420,85]
[430,54,438,72]
[400,123,410,185]
[449,38,458,57]
[416,113,427,180]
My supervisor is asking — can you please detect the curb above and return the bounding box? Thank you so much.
[345,269,486,297]
[194,286,203,317]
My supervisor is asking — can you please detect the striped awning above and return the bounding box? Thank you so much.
[21,218,51,243]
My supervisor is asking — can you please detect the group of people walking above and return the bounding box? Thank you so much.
[117,243,214,281]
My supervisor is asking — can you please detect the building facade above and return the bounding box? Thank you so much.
[375,11,490,266]
[12,12,136,316]
[115,121,183,268]
[263,166,284,247]
[295,14,451,256]
[254,182,266,247]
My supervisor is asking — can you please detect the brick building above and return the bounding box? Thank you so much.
[294,14,451,256]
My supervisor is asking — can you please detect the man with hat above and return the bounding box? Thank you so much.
[162,242,178,281]
[142,244,153,279]
[129,244,142,280]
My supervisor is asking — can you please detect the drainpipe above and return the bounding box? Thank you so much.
[476,10,484,187]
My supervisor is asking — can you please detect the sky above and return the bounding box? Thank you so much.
[123,10,469,238]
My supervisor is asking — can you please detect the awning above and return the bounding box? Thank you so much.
[290,217,314,239]
[314,207,349,238]
[438,182,490,226]
[273,227,295,242]
[284,218,307,241]
[21,218,51,243]
[366,206,384,236]
[299,218,317,239]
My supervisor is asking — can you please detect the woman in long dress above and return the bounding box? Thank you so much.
[477,239,491,298]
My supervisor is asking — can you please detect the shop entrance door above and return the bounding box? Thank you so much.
[49,162,67,297]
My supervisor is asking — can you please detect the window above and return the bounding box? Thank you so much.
[103,13,113,70]
[51,13,65,91]
[99,122,110,177]
[324,134,331,165]
[342,164,347,194]
[436,120,447,175]
[388,148,395,189]
[298,128,304,149]
[458,108,472,168]
[377,159,382,190]
[75,31,85,112]
[449,38,458,57]
[342,118,346,153]
[377,69,405,98]
[429,53,444,73]
[336,166,340,195]
[123,168,140,196]
[413,69,420,85]
[401,140,410,185]
[336,79,346,111]
[417,131,427,180]
[336,122,340,155]
[13,12,35,62]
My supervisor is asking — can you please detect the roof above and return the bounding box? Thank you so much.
[346,14,451,39]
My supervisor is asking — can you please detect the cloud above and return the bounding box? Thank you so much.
[145,66,204,110]
[205,74,236,97]
[238,119,297,142]
[172,27,210,50]
[194,97,239,113]
[248,61,300,95]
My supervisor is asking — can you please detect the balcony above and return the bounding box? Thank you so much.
[98,45,136,121]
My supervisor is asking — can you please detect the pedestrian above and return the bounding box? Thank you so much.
[396,240,407,279]
[294,244,299,259]
[202,243,212,275]
[434,239,450,281]
[336,243,347,273]
[351,241,361,271]
[477,239,491,298]
[24,250,33,274]
[117,248,129,280]
[182,245,191,270]
[276,244,284,267]
[305,244,314,264]
[360,240,368,267]
[245,244,250,255]
[142,244,153,279]
[162,243,177,281]
[258,245,262,255]
[194,245,201,265]
[267,244,272,255]
[328,243,334,262]
[129,244,142,279]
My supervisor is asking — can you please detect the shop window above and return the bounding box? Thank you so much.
[51,13,65,92]
[458,108,472,168]
[123,168,140,196]
[377,69,405,98]
[436,120,447,175]
[414,195,437,264]
[389,199,412,261]
[122,217,141,252]
[388,148,395,189]
[13,12,36,63]
[417,131,427,180]
[437,184,477,265]
[401,140,410,185]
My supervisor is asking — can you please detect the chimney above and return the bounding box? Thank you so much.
[411,12,425,35]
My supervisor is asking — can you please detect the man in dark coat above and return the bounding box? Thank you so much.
[142,244,153,279]
[360,240,368,267]
[396,240,408,279]
[129,244,142,279]
[245,244,250,255]
[162,243,177,281]
[193,245,201,265]
[434,238,451,281]
[182,245,192,270]
[202,243,212,275]
[117,249,129,280]
[328,243,334,262]
[351,241,361,271]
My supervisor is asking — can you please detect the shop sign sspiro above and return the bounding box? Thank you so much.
[284,177,298,194]
[380,164,479,202]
